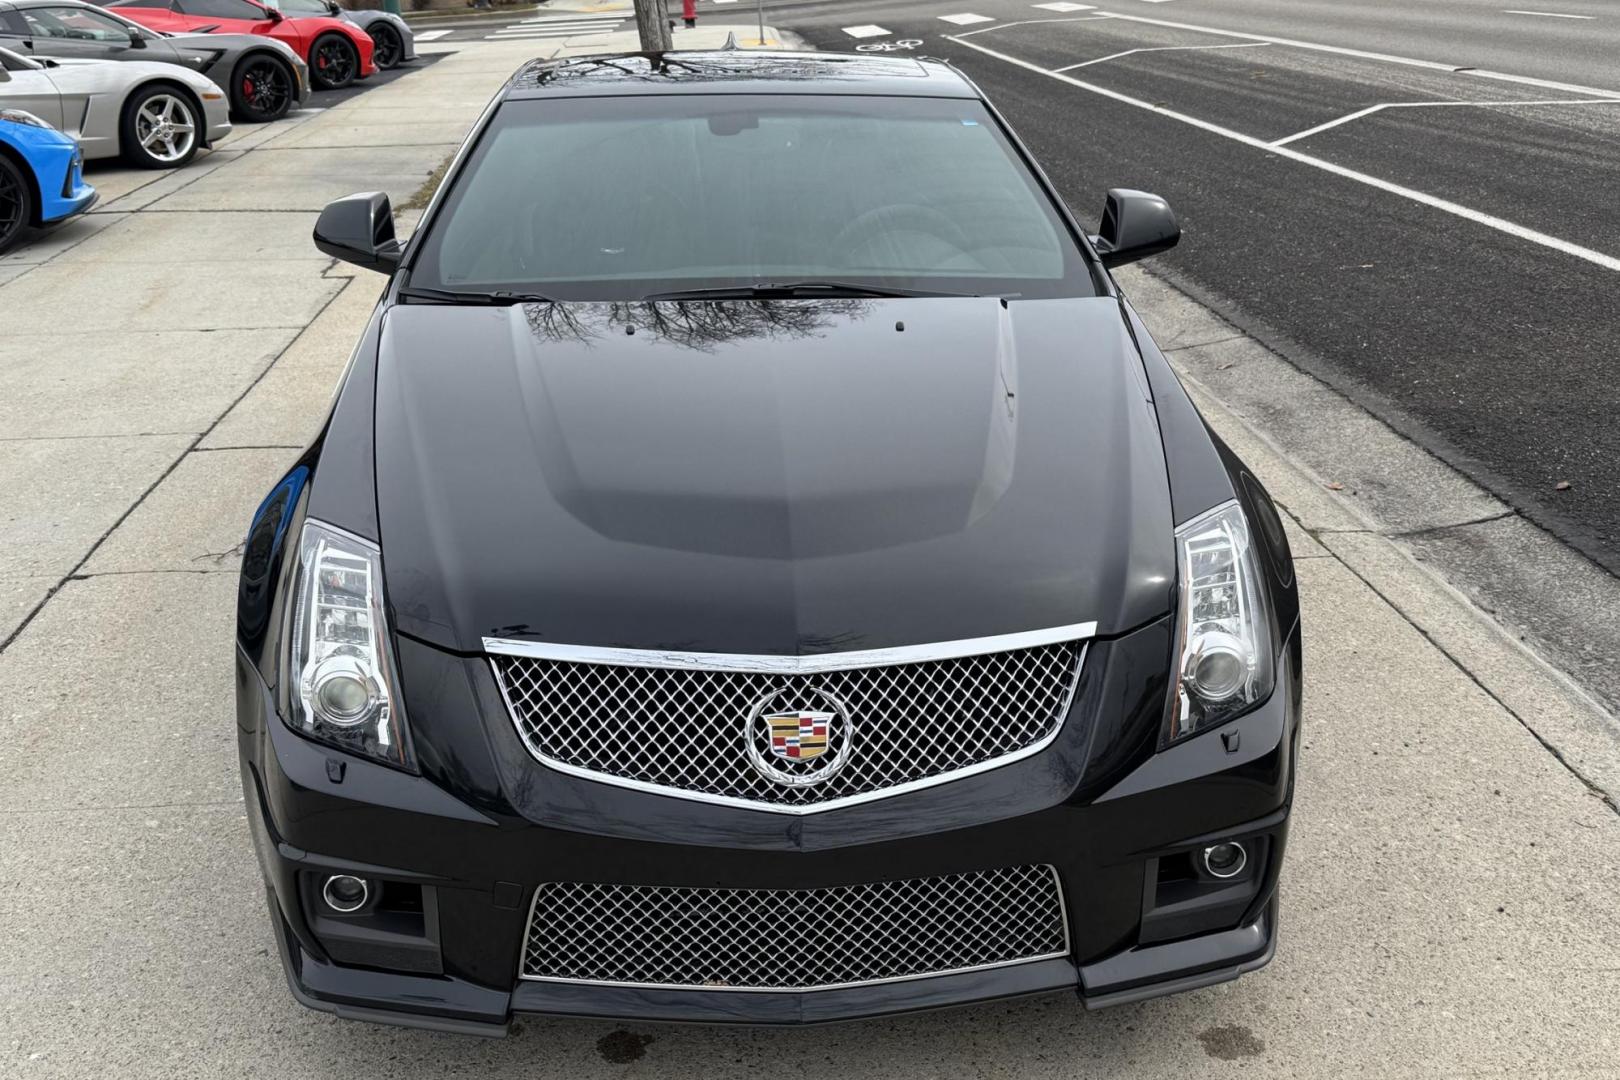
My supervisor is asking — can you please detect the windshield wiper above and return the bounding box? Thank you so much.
[641,281,982,301]
[397,286,560,305]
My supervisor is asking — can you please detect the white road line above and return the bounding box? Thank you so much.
[841,24,892,38]
[953,14,1109,38]
[1503,9,1596,17]
[1271,97,1620,146]
[488,22,619,36]
[1268,103,1389,146]
[940,13,996,24]
[489,28,614,37]
[1092,11,1620,99]
[1032,2,1094,10]
[412,29,451,41]
[491,27,615,34]
[1052,40,1267,72]
[514,17,621,25]
[946,32,1620,274]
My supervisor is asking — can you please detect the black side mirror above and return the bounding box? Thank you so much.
[1091,188,1179,268]
[266,8,284,22]
[128,27,147,47]
[327,1,341,14]
[314,191,401,273]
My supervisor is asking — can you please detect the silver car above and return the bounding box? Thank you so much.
[0,0,309,121]
[0,43,229,166]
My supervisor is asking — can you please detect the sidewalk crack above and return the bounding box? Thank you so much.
[1332,552,1620,819]
[1388,509,1519,539]
[0,279,355,658]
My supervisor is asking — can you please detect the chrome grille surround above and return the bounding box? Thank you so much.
[520,865,1070,991]
[485,623,1093,813]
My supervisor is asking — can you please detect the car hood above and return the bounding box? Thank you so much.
[372,297,1176,655]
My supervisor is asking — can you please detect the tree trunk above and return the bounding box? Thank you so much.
[633,0,672,51]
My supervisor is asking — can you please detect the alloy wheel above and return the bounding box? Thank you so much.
[134,93,197,165]
[313,37,357,89]
[240,58,292,121]
[371,25,402,70]
[0,158,26,255]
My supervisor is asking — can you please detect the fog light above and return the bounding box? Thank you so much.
[1201,841,1248,879]
[322,874,370,913]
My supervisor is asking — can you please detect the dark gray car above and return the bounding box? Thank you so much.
[0,0,308,120]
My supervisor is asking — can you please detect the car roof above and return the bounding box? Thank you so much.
[504,52,981,101]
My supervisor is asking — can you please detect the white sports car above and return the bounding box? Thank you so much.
[0,42,228,167]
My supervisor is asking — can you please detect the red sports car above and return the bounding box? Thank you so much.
[103,0,373,90]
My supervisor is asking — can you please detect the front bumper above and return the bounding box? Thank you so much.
[201,95,232,149]
[40,149,96,225]
[238,621,1300,1032]
[5,127,94,225]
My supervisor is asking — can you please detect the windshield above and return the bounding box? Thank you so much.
[261,0,332,13]
[408,94,1096,300]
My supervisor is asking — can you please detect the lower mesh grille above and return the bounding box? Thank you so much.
[521,865,1069,991]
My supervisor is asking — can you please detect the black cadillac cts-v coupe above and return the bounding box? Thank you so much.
[235,52,1302,1033]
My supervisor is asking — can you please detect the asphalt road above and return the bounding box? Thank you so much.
[738,0,1620,578]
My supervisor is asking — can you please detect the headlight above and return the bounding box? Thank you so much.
[0,109,50,129]
[1165,500,1274,745]
[285,519,415,769]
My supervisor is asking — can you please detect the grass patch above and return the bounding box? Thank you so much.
[401,151,455,211]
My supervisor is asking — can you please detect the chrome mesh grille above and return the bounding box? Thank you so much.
[490,639,1085,809]
[521,865,1068,990]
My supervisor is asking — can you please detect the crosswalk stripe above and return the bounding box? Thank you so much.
[481,11,626,42]
[412,29,452,41]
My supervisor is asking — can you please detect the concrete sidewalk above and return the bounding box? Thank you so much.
[1,32,1617,1080]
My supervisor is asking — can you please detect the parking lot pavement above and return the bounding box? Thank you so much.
[3,31,1619,1080]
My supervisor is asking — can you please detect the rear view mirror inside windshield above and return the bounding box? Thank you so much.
[708,112,760,136]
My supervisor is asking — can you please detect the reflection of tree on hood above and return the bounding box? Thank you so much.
[523,300,871,353]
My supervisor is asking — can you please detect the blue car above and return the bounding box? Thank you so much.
[0,109,96,255]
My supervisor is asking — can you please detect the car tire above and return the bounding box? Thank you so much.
[309,32,360,91]
[119,83,202,170]
[0,153,34,256]
[232,53,296,123]
[369,23,403,70]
